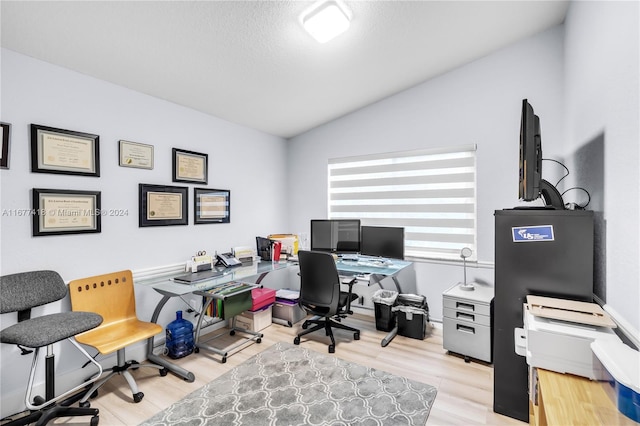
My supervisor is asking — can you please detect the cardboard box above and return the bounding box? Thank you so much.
[236,305,272,332]
[272,298,306,327]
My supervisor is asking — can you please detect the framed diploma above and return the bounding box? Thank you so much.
[31,124,100,177]
[32,188,101,236]
[139,183,188,227]
[172,148,208,184]
[1,122,11,169]
[119,140,154,169]
[194,188,230,224]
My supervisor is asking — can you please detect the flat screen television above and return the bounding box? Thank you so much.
[360,226,404,260]
[310,219,361,253]
[519,99,565,209]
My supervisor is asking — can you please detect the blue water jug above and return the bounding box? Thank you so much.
[166,310,194,359]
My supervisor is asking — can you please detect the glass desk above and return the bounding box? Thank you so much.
[336,256,412,293]
[144,261,290,382]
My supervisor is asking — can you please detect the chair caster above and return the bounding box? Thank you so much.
[230,330,236,336]
[221,356,227,364]
[159,368,168,377]
[79,400,91,408]
[256,338,262,344]
[302,321,309,329]
[328,345,335,353]
[130,360,140,370]
[293,336,300,345]
[194,347,200,353]
[354,332,360,340]
[133,392,144,403]
[90,415,99,426]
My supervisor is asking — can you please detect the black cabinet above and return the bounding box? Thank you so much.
[493,209,594,422]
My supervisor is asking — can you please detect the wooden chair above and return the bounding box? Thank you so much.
[69,270,167,405]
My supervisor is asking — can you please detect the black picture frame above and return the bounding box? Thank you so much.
[172,148,208,184]
[31,124,100,177]
[194,188,230,224]
[139,183,188,227]
[1,122,11,169]
[32,188,101,237]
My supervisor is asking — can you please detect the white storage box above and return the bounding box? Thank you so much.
[519,301,620,380]
[235,305,272,332]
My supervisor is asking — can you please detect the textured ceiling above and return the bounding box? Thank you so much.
[1,1,569,138]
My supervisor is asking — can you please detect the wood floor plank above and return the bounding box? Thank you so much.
[43,313,524,425]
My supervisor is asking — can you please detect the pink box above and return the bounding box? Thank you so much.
[250,287,276,312]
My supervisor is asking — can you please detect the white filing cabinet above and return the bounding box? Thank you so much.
[442,283,494,363]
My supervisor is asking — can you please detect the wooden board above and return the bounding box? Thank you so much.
[527,295,616,328]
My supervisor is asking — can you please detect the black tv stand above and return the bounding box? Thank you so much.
[539,179,565,209]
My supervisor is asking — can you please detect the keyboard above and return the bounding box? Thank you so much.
[173,268,226,284]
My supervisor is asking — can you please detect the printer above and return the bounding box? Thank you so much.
[515,295,620,380]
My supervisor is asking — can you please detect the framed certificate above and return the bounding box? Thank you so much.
[194,188,230,224]
[31,124,100,177]
[119,140,154,169]
[172,148,208,184]
[1,122,11,169]
[139,183,188,227]
[32,188,101,236]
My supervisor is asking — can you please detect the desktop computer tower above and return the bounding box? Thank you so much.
[493,209,594,422]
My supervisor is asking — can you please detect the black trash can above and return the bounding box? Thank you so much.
[371,290,398,332]
[394,294,430,340]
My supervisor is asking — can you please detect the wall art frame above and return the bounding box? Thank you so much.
[194,188,230,224]
[31,124,100,177]
[1,122,11,169]
[139,183,188,227]
[119,140,154,169]
[172,148,208,184]
[32,188,102,236]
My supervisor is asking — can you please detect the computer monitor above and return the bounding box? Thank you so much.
[519,99,565,209]
[310,219,361,253]
[360,226,404,259]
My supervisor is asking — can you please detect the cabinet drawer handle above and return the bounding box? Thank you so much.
[456,301,475,312]
[457,324,475,334]
[456,312,475,322]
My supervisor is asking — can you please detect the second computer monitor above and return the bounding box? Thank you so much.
[360,226,405,260]
[310,219,361,253]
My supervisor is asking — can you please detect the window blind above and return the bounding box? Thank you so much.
[328,144,477,261]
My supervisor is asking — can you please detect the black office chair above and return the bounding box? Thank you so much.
[293,250,360,353]
[0,270,104,426]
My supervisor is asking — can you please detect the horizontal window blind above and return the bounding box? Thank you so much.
[328,145,477,261]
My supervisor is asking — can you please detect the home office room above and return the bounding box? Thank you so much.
[1,1,638,425]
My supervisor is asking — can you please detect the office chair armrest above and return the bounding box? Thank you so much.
[340,277,357,313]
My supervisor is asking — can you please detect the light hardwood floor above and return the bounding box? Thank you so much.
[51,313,525,425]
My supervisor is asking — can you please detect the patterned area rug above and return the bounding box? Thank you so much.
[139,342,437,425]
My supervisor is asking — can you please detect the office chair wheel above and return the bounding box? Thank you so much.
[293,336,300,345]
[90,415,99,426]
[159,368,168,376]
[80,400,91,408]
[194,347,200,353]
[133,392,144,403]
[302,321,309,329]
[328,345,335,354]
[221,356,227,364]
[354,332,360,340]
[256,338,262,344]
[230,330,236,336]
[130,360,140,370]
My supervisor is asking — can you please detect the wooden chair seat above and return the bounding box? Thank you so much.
[75,318,162,355]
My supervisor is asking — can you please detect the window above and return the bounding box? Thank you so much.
[328,144,476,261]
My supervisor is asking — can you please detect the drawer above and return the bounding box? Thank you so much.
[443,317,492,363]
[443,307,491,327]
[443,297,491,317]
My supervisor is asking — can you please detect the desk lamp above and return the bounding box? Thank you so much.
[459,247,476,291]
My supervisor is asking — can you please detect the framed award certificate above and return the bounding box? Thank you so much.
[138,183,188,227]
[30,124,100,177]
[172,148,208,184]
[32,188,102,236]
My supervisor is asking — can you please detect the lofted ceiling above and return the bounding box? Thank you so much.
[1,1,569,139]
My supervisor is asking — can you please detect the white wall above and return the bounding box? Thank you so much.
[0,49,288,416]
[287,26,566,322]
[563,1,639,335]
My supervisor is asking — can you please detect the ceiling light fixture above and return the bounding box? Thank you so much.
[301,0,352,43]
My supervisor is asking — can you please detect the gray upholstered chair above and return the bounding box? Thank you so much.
[0,270,104,426]
[293,250,360,353]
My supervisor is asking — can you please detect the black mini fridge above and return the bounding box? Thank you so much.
[493,209,594,421]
